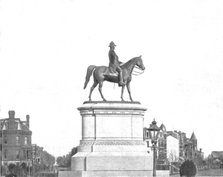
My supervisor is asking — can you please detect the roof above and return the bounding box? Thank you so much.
[166,131,179,139]
[211,151,223,159]
[0,111,30,131]
[190,132,197,140]
[160,124,167,132]
[0,119,29,131]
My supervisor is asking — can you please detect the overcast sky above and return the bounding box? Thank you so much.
[1,0,223,157]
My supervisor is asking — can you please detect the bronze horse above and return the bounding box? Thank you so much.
[83,56,145,102]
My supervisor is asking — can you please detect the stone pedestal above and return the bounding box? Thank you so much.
[59,101,153,177]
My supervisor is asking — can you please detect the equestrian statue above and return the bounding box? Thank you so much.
[83,41,145,102]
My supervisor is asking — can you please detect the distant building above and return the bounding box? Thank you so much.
[210,151,223,159]
[209,151,223,169]
[175,131,204,161]
[144,124,180,167]
[176,131,187,158]
[143,123,204,166]
[32,144,44,164]
[157,124,167,165]
[0,111,32,173]
[166,131,179,162]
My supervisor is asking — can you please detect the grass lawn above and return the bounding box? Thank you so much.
[197,169,223,176]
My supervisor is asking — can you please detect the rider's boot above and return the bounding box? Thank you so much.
[119,72,125,86]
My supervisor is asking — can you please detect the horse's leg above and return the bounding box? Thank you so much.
[121,85,125,102]
[126,82,133,102]
[89,81,98,101]
[98,81,106,101]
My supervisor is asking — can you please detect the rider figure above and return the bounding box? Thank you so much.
[108,41,124,86]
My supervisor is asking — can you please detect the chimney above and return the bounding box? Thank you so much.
[8,110,15,119]
[26,115,30,128]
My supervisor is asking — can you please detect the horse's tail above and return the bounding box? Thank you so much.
[83,65,96,89]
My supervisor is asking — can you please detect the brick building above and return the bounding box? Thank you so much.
[32,144,43,164]
[0,110,32,173]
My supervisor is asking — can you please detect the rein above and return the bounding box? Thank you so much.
[132,65,144,76]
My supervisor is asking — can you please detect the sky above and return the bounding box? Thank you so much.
[1,0,223,157]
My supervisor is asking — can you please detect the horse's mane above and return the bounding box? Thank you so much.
[122,56,139,69]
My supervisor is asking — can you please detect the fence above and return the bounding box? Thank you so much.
[156,163,180,175]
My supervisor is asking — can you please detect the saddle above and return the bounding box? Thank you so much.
[104,67,118,77]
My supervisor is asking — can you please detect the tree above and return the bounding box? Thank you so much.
[180,160,197,177]
[56,146,78,167]
[56,156,66,167]
[168,150,178,162]
[40,151,55,171]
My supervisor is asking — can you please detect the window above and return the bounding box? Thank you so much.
[4,135,7,144]
[146,131,149,138]
[16,150,20,159]
[16,136,20,145]
[5,122,8,130]
[15,122,18,130]
[27,150,30,159]
[24,137,28,145]
[23,150,27,159]
[4,149,7,159]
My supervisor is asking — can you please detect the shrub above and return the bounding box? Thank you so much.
[180,160,197,177]
[8,163,16,171]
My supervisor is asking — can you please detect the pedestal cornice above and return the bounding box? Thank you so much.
[78,101,147,116]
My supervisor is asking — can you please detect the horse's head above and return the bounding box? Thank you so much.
[135,55,145,70]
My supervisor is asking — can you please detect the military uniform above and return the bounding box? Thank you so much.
[108,41,124,86]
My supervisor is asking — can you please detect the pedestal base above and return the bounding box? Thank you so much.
[59,170,152,177]
[72,151,152,171]
[59,101,153,177]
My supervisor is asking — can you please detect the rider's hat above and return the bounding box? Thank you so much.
[109,41,116,47]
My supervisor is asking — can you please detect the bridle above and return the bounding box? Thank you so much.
[132,65,144,76]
